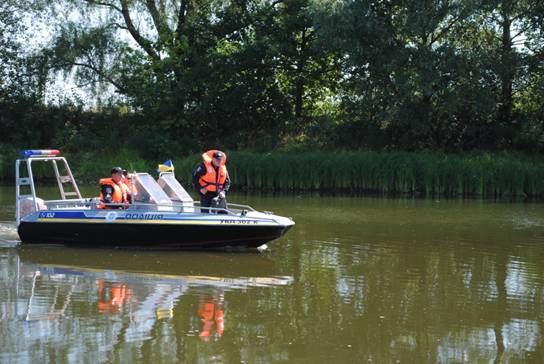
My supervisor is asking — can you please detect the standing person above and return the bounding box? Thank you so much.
[192,150,231,213]
[98,167,129,209]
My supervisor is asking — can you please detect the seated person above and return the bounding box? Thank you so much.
[98,167,129,209]
[122,169,133,203]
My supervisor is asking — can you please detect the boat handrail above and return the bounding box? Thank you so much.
[40,199,252,215]
[44,198,90,204]
[101,201,256,216]
[36,196,260,217]
[128,201,243,216]
[222,202,256,212]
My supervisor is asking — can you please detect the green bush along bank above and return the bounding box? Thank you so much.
[2,149,543,199]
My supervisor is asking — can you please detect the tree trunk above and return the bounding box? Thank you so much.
[294,29,307,120]
[498,0,514,129]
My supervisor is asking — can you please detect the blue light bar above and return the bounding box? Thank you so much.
[20,149,60,158]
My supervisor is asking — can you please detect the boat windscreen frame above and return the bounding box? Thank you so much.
[132,173,173,205]
[157,172,194,203]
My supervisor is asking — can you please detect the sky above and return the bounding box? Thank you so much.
[20,3,126,108]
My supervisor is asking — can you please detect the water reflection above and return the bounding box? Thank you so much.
[196,295,225,341]
[96,279,132,314]
[3,191,544,362]
[0,246,292,362]
[0,221,18,246]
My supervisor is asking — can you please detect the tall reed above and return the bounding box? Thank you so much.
[173,151,544,198]
[2,148,544,198]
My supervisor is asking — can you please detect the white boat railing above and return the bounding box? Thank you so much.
[39,198,260,217]
[16,154,82,226]
[44,198,93,209]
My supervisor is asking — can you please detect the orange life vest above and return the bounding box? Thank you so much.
[198,301,225,340]
[98,178,127,208]
[198,150,228,193]
[97,279,132,314]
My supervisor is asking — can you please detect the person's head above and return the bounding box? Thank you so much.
[111,167,123,183]
[212,151,224,167]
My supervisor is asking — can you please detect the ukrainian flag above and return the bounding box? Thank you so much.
[157,160,174,173]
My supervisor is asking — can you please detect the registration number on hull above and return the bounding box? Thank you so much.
[220,219,258,224]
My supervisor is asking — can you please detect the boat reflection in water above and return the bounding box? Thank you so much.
[2,245,292,354]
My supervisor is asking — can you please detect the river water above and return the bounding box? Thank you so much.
[1,185,544,363]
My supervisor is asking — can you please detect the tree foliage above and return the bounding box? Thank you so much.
[2,0,544,155]
[0,0,44,100]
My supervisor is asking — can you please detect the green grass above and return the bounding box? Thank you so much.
[2,147,544,198]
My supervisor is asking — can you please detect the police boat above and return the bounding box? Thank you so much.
[15,150,294,249]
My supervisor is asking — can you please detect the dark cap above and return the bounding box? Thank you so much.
[111,166,123,174]
[122,169,128,176]
[213,151,224,160]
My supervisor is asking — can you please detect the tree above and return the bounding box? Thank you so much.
[314,0,487,150]
[39,2,281,149]
[0,1,38,100]
[5,0,544,153]
[486,0,544,149]
[271,0,341,137]
[313,0,544,151]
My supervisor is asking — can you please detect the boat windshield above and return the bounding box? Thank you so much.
[158,173,193,203]
[132,173,172,205]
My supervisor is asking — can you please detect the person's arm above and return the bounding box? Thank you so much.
[192,163,206,194]
[222,173,231,193]
[217,172,230,199]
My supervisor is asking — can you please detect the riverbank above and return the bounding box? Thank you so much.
[1,147,544,199]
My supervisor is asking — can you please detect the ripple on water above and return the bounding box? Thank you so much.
[511,214,544,230]
[0,221,20,247]
[504,259,542,313]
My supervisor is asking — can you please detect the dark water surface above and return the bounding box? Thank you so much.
[1,185,544,363]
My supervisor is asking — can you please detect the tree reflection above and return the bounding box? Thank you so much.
[294,232,544,362]
[494,251,507,364]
